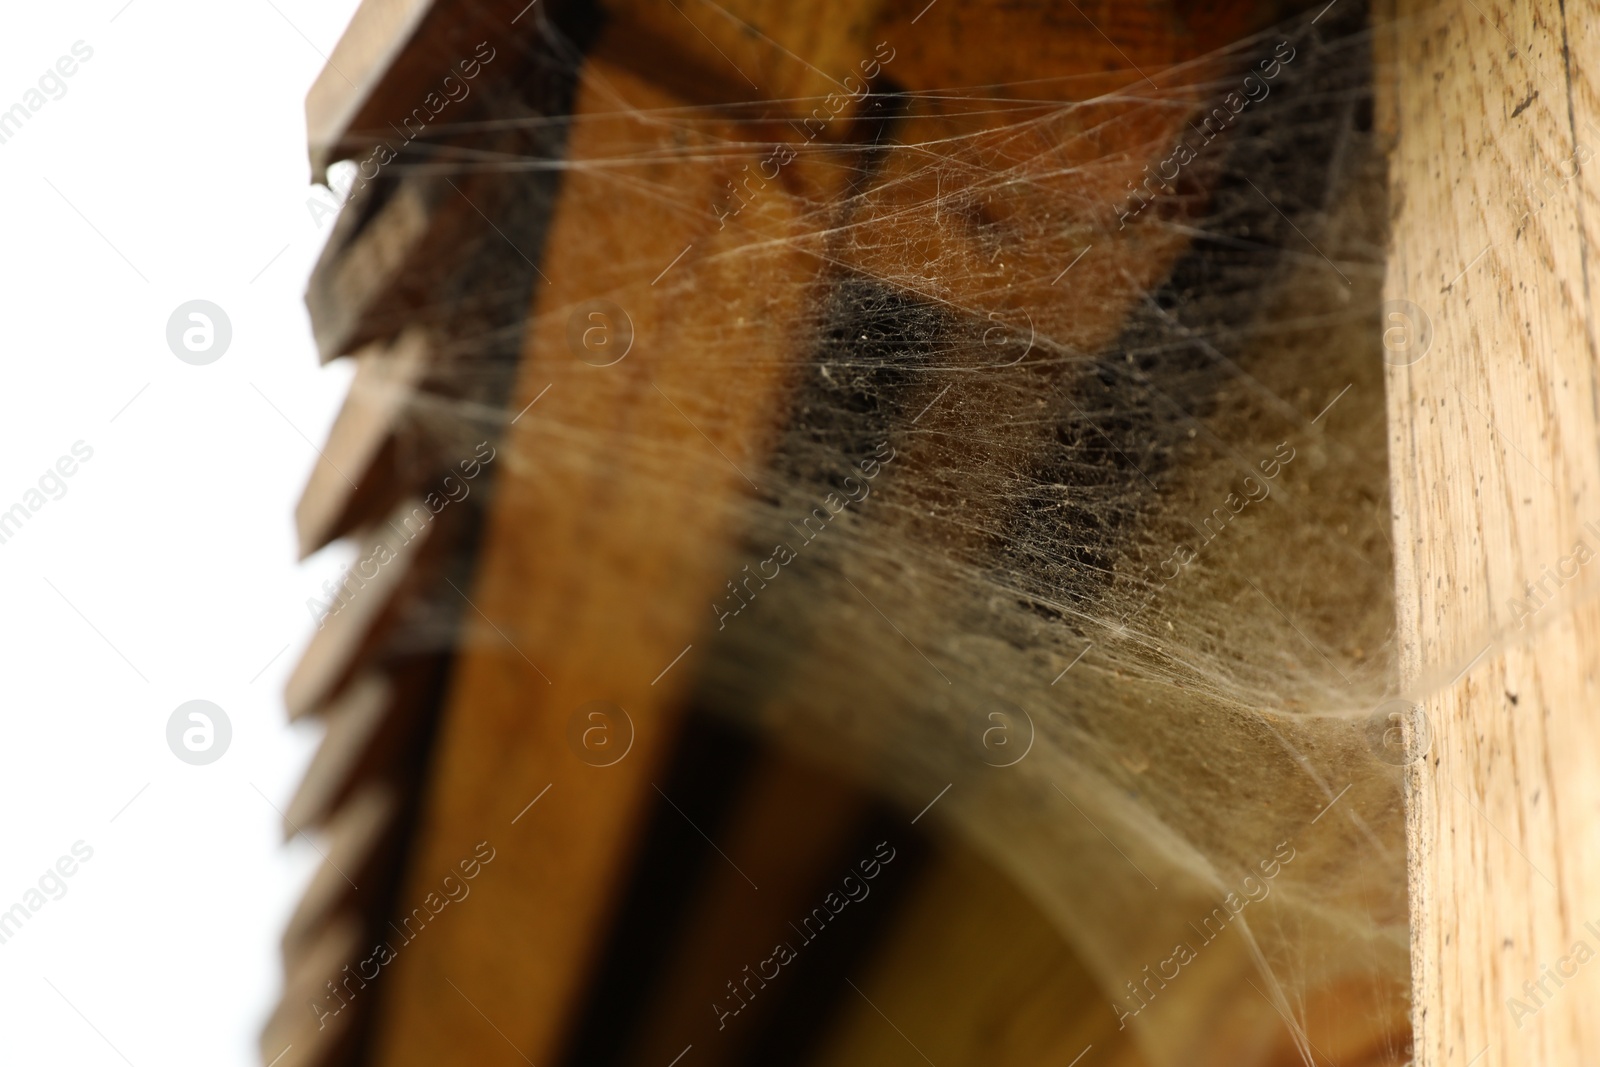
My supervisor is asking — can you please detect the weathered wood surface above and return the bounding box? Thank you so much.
[1382,0,1600,1064]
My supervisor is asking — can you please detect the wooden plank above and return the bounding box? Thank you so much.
[359,40,860,1067]
[305,0,529,182]
[306,0,433,181]
[261,917,365,1067]
[1381,1,1600,1065]
[307,0,877,191]
[281,786,398,958]
[295,332,430,557]
[304,0,586,364]
[284,676,392,833]
[284,499,432,721]
[304,175,441,363]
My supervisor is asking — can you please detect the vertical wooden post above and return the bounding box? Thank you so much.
[1384,1,1600,1064]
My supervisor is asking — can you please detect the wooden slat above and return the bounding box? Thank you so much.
[281,786,398,957]
[284,674,391,833]
[261,917,365,1067]
[306,0,432,181]
[303,0,884,365]
[1381,1,1600,1065]
[285,499,432,721]
[296,332,431,556]
[306,0,530,181]
[305,176,441,363]
[310,0,889,174]
[358,36,861,1065]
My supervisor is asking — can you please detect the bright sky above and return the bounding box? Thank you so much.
[0,2,365,1064]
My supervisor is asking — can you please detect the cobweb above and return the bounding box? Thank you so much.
[321,1,1427,1063]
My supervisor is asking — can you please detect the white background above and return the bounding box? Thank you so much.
[0,1,365,1063]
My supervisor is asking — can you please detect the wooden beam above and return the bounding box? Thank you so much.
[359,45,842,1067]
[1382,1,1600,1064]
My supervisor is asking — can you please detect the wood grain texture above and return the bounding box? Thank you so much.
[1382,1,1600,1064]
[305,0,535,182]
